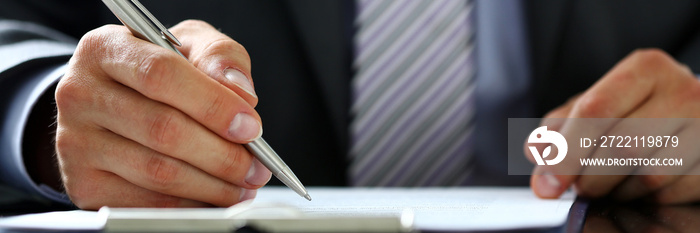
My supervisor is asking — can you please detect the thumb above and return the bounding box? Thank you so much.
[530,167,575,199]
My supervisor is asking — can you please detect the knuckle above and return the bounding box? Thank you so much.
[204,38,250,63]
[75,25,125,62]
[629,48,677,75]
[193,39,251,70]
[144,155,183,192]
[574,94,609,117]
[632,48,672,66]
[76,26,110,56]
[137,50,178,97]
[216,144,246,179]
[54,130,70,155]
[208,39,247,57]
[201,93,228,123]
[147,108,184,148]
[55,77,89,113]
[54,128,79,159]
[54,128,93,171]
[77,29,102,50]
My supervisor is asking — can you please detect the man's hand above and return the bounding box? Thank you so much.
[529,49,700,204]
[55,20,271,209]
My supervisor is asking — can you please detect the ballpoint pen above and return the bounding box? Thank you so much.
[101,0,311,201]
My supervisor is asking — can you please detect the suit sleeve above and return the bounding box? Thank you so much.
[0,19,77,205]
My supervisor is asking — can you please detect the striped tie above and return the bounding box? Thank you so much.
[350,0,476,186]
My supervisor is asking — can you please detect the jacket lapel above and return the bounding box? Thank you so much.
[283,0,353,154]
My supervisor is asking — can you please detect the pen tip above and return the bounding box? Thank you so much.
[304,194,312,201]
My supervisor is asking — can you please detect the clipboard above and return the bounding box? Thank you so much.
[101,201,415,232]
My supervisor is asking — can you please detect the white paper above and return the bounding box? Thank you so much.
[255,187,575,231]
[0,187,574,231]
[0,210,105,230]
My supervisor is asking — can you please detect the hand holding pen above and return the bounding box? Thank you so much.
[54,1,306,210]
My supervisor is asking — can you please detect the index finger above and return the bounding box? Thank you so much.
[170,20,258,107]
[95,25,263,144]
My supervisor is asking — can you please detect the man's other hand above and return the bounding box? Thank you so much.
[528,49,700,204]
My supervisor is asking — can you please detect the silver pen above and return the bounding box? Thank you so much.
[102,0,311,201]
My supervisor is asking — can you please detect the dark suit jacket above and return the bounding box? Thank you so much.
[2,0,700,187]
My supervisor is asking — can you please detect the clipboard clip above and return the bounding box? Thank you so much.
[100,201,415,232]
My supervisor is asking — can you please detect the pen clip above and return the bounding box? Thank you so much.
[129,0,182,46]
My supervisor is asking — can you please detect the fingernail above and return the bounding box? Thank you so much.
[239,188,257,202]
[245,159,272,186]
[228,113,262,142]
[224,68,257,98]
[536,172,561,198]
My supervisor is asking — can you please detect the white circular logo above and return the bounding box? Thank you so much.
[527,126,568,165]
